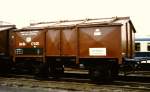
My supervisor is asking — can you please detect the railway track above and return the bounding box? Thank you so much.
[1,72,150,92]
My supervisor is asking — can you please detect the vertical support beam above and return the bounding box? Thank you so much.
[125,23,129,58]
[130,24,133,58]
[6,30,9,55]
[76,26,80,64]
[43,29,46,63]
[60,29,62,56]
[12,32,16,63]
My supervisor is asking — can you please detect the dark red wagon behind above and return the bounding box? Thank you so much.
[0,21,16,73]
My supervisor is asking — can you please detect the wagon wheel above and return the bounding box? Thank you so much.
[31,62,44,75]
[48,63,64,78]
[0,59,12,74]
[89,66,112,82]
[35,62,49,78]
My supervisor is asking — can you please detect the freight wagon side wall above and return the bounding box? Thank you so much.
[46,28,77,56]
[121,21,135,59]
[78,25,122,64]
[46,28,77,66]
[46,25,122,64]
[121,23,127,58]
[11,30,46,62]
[46,29,60,56]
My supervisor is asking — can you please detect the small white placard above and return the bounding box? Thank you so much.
[89,48,106,56]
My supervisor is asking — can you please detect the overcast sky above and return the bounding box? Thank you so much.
[0,0,150,36]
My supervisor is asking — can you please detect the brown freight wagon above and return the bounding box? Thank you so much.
[11,17,136,81]
[0,21,16,73]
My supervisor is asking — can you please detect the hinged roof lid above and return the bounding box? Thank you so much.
[0,21,16,31]
[21,17,136,32]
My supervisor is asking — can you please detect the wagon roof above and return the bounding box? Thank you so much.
[20,17,136,32]
[0,21,16,31]
[135,37,150,41]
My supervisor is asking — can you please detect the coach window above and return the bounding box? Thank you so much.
[147,43,150,51]
[135,43,140,51]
